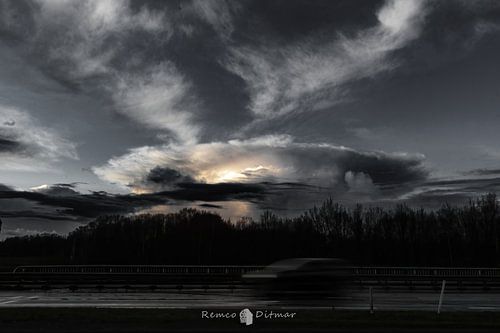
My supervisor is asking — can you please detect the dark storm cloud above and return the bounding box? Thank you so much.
[2,171,500,225]
[0,184,13,191]
[0,137,22,153]
[145,166,195,187]
[0,184,165,219]
[0,179,338,228]
[0,181,270,221]
[0,107,77,168]
[198,203,223,209]
[1,122,26,155]
[299,147,429,186]
[0,210,76,221]
[0,181,318,221]
[53,182,88,188]
[160,182,266,202]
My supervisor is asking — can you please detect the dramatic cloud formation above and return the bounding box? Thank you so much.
[2,0,500,237]
[93,135,427,203]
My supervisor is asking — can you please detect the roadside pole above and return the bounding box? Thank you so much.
[369,286,374,314]
[437,280,446,314]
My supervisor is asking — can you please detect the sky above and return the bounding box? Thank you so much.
[1,0,500,238]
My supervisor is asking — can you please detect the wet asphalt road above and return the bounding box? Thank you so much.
[1,289,500,311]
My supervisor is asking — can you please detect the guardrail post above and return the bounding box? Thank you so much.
[369,286,374,314]
[437,280,446,314]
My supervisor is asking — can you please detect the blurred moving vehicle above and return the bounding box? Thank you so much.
[243,258,351,298]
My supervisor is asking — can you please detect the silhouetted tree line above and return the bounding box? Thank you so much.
[1,194,500,266]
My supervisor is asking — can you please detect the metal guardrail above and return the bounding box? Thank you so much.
[352,267,500,278]
[12,265,264,275]
[11,265,500,279]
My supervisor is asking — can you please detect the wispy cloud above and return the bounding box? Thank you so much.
[33,0,170,78]
[2,0,199,145]
[190,0,242,40]
[1,0,430,146]
[113,62,200,144]
[0,105,78,171]
[393,176,500,209]
[224,0,428,119]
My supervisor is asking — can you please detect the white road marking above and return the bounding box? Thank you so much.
[334,306,373,310]
[0,296,24,304]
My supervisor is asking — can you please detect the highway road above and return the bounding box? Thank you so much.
[1,289,500,311]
